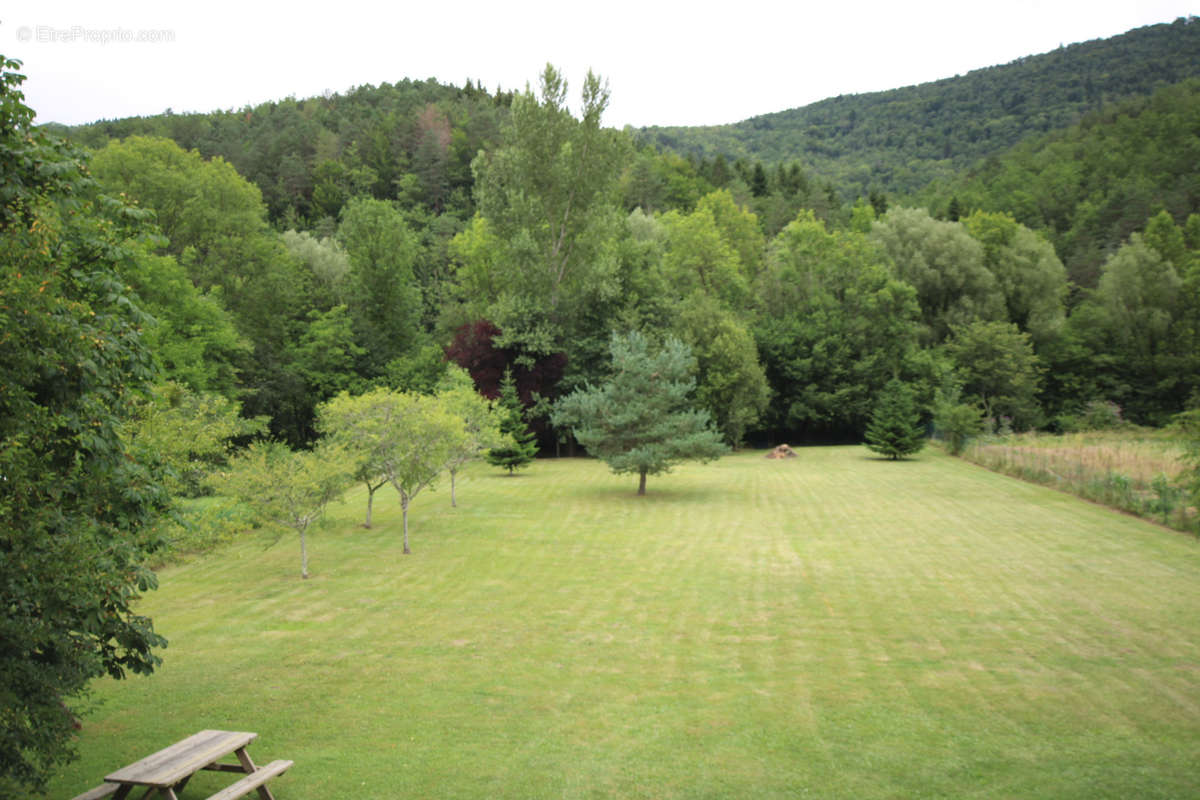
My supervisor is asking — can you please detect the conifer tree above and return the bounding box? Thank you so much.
[864,379,927,460]
[552,332,729,494]
[486,368,538,474]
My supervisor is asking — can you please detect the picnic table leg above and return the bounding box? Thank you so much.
[234,747,277,800]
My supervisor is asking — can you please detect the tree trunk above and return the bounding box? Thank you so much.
[300,527,309,579]
[402,497,411,554]
[364,485,375,529]
[637,471,647,496]
[450,468,457,508]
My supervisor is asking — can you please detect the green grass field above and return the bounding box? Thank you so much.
[46,448,1200,799]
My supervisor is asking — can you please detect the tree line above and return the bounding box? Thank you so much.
[60,64,1200,452]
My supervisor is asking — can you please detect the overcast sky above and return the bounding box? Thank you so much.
[4,1,1196,130]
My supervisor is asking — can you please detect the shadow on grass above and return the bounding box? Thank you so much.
[573,482,724,504]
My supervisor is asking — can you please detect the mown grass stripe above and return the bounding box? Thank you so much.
[44,448,1200,799]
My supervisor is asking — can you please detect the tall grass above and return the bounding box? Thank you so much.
[961,429,1195,531]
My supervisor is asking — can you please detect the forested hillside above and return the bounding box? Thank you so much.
[38,37,1199,450]
[637,18,1200,198]
[61,78,516,228]
[17,15,1200,449]
[921,79,1200,287]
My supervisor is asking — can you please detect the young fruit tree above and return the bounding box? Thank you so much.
[552,331,729,495]
[316,389,391,529]
[864,378,927,460]
[436,366,507,506]
[216,440,353,578]
[319,388,468,553]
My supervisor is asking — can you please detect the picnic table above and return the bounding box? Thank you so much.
[71,729,292,800]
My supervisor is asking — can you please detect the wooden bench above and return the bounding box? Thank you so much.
[204,760,293,800]
[69,730,291,800]
[70,783,119,800]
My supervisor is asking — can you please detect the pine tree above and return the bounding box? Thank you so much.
[552,332,729,495]
[864,379,927,460]
[485,368,538,474]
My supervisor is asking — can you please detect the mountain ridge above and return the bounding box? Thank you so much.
[636,17,1200,197]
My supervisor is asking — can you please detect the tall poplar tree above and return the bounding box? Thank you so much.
[468,64,631,363]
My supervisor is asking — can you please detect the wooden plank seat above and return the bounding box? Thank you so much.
[203,760,293,800]
[72,730,290,800]
[70,783,120,800]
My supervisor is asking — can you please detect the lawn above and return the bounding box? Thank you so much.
[46,448,1200,799]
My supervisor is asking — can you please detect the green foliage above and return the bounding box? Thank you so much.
[660,205,747,309]
[672,293,770,446]
[289,305,368,401]
[754,212,921,438]
[639,20,1200,200]
[944,321,1043,429]
[281,229,350,310]
[214,440,353,578]
[1078,400,1127,431]
[864,379,927,460]
[933,398,986,456]
[552,332,729,495]
[1055,233,1199,425]
[0,58,170,793]
[871,207,1004,345]
[470,65,630,368]
[436,366,507,504]
[122,247,248,397]
[88,134,316,444]
[926,79,1200,286]
[123,382,265,496]
[336,197,424,374]
[485,368,539,474]
[1175,409,1200,532]
[961,210,1067,344]
[318,388,468,552]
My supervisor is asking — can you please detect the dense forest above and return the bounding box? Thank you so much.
[32,19,1198,453]
[638,18,1200,198]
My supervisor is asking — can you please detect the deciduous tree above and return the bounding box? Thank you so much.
[945,321,1043,429]
[871,207,1004,345]
[319,389,467,553]
[0,59,170,793]
[469,64,630,362]
[437,366,507,505]
[216,441,352,578]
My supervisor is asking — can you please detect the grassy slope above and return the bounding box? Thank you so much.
[47,449,1200,799]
